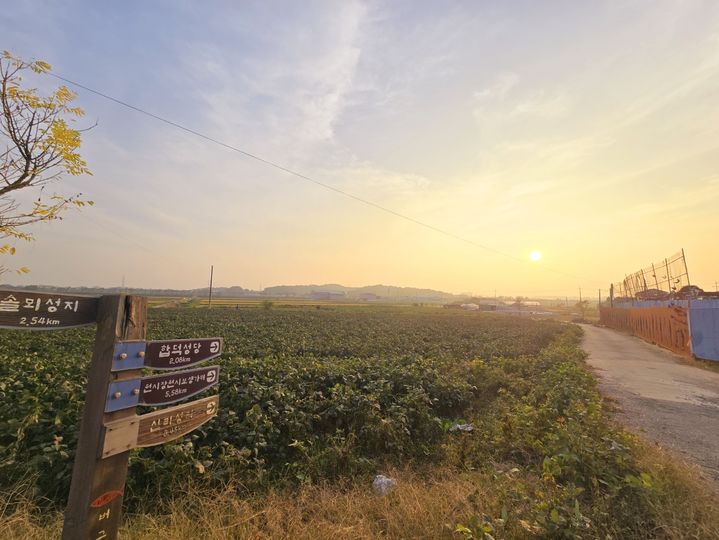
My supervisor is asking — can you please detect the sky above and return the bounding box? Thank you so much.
[2,0,718,296]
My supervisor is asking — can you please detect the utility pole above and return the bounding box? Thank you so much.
[208,265,214,309]
[598,288,601,307]
[579,287,582,303]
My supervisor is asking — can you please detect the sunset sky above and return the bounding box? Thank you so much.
[2,1,718,296]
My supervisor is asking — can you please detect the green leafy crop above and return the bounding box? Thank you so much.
[0,307,562,507]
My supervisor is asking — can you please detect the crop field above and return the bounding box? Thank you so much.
[2,306,718,538]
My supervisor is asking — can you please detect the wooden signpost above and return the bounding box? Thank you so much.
[0,289,222,540]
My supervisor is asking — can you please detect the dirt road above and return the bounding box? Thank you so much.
[580,324,719,487]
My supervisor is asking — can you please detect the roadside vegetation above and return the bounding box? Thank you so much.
[2,307,717,538]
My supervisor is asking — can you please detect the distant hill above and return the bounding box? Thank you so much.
[0,284,251,298]
[0,283,459,302]
[263,284,458,302]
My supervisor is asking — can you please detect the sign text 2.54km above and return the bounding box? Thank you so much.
[0,290,98,329]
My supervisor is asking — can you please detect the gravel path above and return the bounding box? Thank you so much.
[580,324,719,489]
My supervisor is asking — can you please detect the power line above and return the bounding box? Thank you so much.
[73,211,154,254]
[49,72,585,282]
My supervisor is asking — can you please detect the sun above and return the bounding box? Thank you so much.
[529,250,542,262]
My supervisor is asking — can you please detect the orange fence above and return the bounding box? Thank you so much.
[599,306,691,356]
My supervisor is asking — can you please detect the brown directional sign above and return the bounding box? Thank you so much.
[144,337,223,370]
[102,395,219,458]
[140,365,219,405]
[0,289,98,330]
[105,366,220,412]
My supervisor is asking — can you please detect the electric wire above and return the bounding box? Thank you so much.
[49,72,587,283]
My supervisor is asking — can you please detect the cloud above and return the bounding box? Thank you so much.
[178,2,368,159]
[472,72,572,138]
[510,90,572,118]
[506,180,556,198]
[473,71,519,103]
[626,175,719,218]
[320,161,432,202]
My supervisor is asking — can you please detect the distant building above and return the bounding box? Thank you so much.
[310,291,346,300]
[414,296,445,303]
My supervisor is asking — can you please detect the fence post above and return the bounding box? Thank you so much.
[62,295,147,540]
[682,248,691,287]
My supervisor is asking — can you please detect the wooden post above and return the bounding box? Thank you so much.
[62,295,147,540]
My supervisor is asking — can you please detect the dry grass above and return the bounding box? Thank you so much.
[1,468,493,540]
[126,469,487,539]
[633,440,719,539]
[4,455,719,539]
[0,482,62,540]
